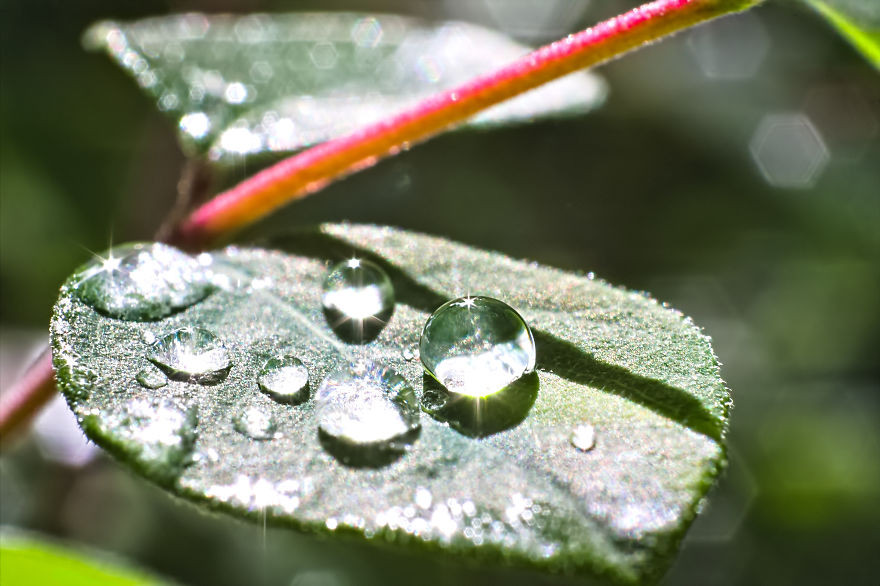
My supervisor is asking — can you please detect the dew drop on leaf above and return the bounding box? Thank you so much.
[232,406,279,441]
[321,258,394,343]
[136,367,168,389]
[73,243,214,321]
[147,327,231,385]
[257,356,309,405]
[570,424,596,452]
[419,296,536,397]
[316,360,420,467]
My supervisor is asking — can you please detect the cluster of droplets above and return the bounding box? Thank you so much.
[73,244,596,470]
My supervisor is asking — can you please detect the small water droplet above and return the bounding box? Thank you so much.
[224,81,248,104]
[419,296,536,397]
[414,487,432,509]
[570,424,596,452]
[180,112,211,140]
[74,243,213,321]
[233,406,278,440]
[402,347,416,361]
[258,356,309,405]
[141,331,157,345]
[136,367,168,389]
[322,258,394,344]
[147,327,231,385]
[316,360,420,467]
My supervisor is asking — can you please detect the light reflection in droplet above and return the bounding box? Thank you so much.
[570,423,596,452]
[224,81,248,104]
[180,112,211,139]
[217,126,262,155]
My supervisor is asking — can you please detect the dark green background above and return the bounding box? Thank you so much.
[1,1,878,585]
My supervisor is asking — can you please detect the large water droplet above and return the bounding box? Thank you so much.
[96,398,197,484]
[419,296,536,397]
[570,424,596,452]
[147,327,231,384]
[233,406,279,440]
[322,258,394,344]
[316,360,420,467]
[74,243,213,321]
[258,356,309,405]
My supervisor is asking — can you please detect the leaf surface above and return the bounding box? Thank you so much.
[51,224,729,585]
[83,13,607,165]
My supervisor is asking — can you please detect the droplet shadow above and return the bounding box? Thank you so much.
[322,306,393,344]
[318,427,421,469]
[421,372,539,438]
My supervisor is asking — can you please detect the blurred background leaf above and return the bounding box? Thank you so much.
[804,0,880,68]
[1,1,878,585]
[0,528,167,585]
[83,12,605,165]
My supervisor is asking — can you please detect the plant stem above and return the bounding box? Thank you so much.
[0,350,55,444]
[172,0,759,247]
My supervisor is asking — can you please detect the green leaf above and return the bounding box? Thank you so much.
[805,0,880,68]
[83,13,607,165]
[50,224,729,585]
[0,529,166,585]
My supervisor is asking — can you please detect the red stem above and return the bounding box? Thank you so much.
[173,0,757,247]
[0,350,55,443]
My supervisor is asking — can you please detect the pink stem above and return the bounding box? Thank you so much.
[0,351,55,444]
[173,0,757,247]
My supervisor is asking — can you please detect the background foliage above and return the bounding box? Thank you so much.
[1,1,878,585]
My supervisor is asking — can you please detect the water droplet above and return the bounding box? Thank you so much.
[258,356,309,405]
[419,296,536,397]
[180,112,211,140]
[316,360,420,467]
[224,81,248,104]
[136,367,167,389]
[96,398,197,483]
[74,243,213,321]
[402,348,416,361]
[322,258,394,344]
[147,327,231,385]
[414,487,432,509]
[570,424,596,452]
[233,406,278,440]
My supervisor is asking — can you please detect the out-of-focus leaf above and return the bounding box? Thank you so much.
[83,13,607,165]
[805,0,880,68]
[51,224,729,585]
[0,529,165,585]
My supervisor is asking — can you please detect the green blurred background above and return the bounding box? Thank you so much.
[1,1,878,584]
